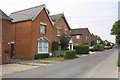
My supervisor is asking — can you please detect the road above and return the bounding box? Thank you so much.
[4,48,118,78]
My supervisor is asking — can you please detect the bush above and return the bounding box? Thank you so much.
[64,50,77,59]
[34,54,49,59]
[73,45,89,54]
[48,54,64,58]
[52,41,60,51]
[95,44,104,51]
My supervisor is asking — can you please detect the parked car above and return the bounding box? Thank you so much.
[104,46,109,49]
[89,46,95,52]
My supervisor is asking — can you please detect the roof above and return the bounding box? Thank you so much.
[50,13,71,30]
[9,4,53,24]
[70,28,90,36]
[0,9,12,20]
[91,33,96,37]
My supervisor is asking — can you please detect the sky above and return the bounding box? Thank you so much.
[0,0,119,43]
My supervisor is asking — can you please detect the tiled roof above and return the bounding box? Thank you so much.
[9,4,52,23]
[0,9,12,20]
[50,13,71,30]
[50,13,63,23]
[71,28,89,36]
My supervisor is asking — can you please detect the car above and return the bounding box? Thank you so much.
[104,46,109,49]
[89,46,95,52]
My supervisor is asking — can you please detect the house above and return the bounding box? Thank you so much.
[50,13,71,42]
[91,33,97,43]
[0,9,12,63]
[50,13,72,50]
[10,4,54,59]
[70,28,92,46]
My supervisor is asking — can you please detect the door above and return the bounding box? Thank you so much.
[11,44,14,58]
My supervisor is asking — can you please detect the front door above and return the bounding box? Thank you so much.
[11,44,14,58]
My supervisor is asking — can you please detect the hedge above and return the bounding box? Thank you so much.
[64,50,77,59]
[95,44,104,51]
[34,54,49,59]
[73,45,89,54]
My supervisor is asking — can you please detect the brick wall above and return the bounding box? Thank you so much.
[53,17,70,42]
[2,19,11,63]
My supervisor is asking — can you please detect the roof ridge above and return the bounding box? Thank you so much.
[72,28,88,30]
[10,4,45,14]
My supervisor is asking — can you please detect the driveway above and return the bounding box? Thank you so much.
[3,49,118,78]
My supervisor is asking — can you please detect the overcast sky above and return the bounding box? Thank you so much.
[0,0,119,43]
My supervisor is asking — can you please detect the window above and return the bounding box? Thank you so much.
[86,36,88,40]
[38,37,49,54]
[40,24,46,34]
[64,29,67,35]
[76,35,80,39]
[57,28,61,36]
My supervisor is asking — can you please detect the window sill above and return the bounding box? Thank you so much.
[57,35,61,37]
[38,52,49,54]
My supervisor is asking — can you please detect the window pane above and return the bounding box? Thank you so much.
[38,42,42,52]
[57,28,61,36]
[43,42,48,52]
[40,25,46,34]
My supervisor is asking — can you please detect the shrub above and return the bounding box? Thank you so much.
[95,44,104,51]
[60,34,70,50]
[73,45,89,54]
[52,41,60,51]
[64,50,77,59]
[34,54,49,59]
[48,54,64,58]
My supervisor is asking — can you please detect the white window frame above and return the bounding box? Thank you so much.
[40,22,47,34]
[57,27,61,37]
[76,35,80,39]
[37,37,49,54]
[38,41,49,54]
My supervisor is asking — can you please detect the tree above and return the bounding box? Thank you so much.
[111,20,120,45]
[91,41,97,46]
[60,34,70,50]
[52,41,60,51]
[111,20,120,36]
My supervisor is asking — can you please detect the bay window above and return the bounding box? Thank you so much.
[38,37,49,54]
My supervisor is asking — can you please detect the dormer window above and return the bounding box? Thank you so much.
[40,22,46,34]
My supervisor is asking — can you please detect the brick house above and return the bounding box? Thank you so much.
[0,10,12,63]
[50,13,71,42]
[91,33,97,43]
[10,4,54,59]
[50,13,72,50]
[70,28,91,46]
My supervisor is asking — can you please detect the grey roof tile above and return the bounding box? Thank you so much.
[9,4,45,23]
[50,13,63,23]
[50,13,71,30]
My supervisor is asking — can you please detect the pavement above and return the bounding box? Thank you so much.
[1,57,64,77]
[3,48,118,78]
[1,64,38,77]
